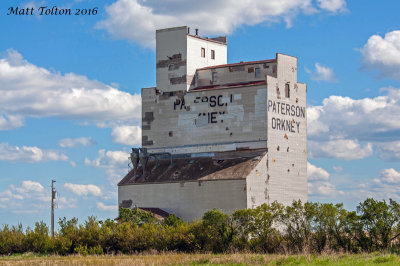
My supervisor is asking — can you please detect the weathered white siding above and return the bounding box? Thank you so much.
[187,35,227,89]
[156,27,188,92]
[142,85,268,153]
[119,179,247,221]
[246,154,269,208]
[156,26,227,92]
[266,54,308,205]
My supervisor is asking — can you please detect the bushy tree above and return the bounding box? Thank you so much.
[356,198,400,251]
[234,202,283,253]
[280,200,315,253]
[118,207,156,225]
[202,209,234,252]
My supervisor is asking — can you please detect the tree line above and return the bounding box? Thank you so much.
[1,198,400,255]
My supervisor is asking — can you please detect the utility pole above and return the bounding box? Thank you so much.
[51,180,56,238]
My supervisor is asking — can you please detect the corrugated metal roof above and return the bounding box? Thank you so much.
[118,150,266,186]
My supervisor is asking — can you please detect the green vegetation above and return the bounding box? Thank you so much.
[1,198,400,256]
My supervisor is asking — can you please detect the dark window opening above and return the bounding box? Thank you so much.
[212,72,217,83]
[255,68,260,78]
[285,83,290,98]
[201,47,205,58]
[211,50,215,59]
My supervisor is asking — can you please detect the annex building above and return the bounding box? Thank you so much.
[118,26,307,221]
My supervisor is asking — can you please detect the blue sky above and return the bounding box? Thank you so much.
[1,0,400,228]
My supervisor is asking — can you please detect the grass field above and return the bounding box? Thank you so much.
[1,253,400,265]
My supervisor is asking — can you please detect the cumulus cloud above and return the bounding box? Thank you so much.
[307,162,343,197]
[307,87,400,161]
[0,142,69,163]
[308,162,330,180]
[308,181,344,197]
[97,202,118,211]
[316,0,347,13]
[63,183,102,197]
[111,125,141,145]
[59,137,97,148]
[0,180,76,212]
[0,114,24,130]
[360,30,400,80]
[306,63,337,82]
[353,169,400,202]
[309,139,373,160]
[85,149,130,185]
[307,88,400,141]
[16,180,44,193]
[376,141,400,161]
[96,0,347,47]
[0,49,141,133]
[376,168,400,184]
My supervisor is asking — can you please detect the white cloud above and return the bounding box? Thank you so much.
[111,125,141,145]
[361,30,400,80]
[316,0,347,13]
[307,88,400,141]
[0,142,69,163]
[309,139,373,160]
[96,0,348,47]
[16,180,44,193]
[0,180,76,213]
[308,162,330,180]
[0,114,24,130]
[349,169,400,202]
[306,63,337,82]
[308,180,344,196]
[307,87,400,161]
[85,149,130,185]
[0,49,141,133]
[97,202,118,211]
[63,183,102,197]
[376,141,400,161]
[307,162,343,197]
[59,137,97,148]
[378,168,400,184]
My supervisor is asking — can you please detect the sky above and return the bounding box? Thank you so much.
[0,0,400,228]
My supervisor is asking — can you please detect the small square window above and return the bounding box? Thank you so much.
[255,68,260,78]
[211,50,215,59]
[201,47,205,58]
[168,64,174,71]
